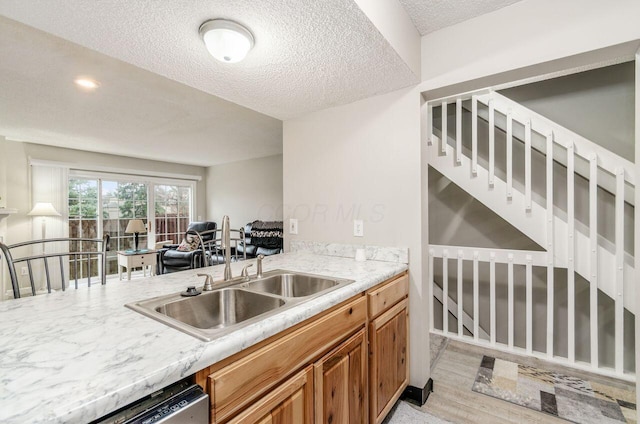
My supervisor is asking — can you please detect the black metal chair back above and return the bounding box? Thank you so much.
[196,228,246,266]
[0,235,110,299]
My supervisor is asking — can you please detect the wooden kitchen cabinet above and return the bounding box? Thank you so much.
[194,271,409,424]
[367,274,409,424]
[204,296,367,423]
[226,366,314,424]
[314,329,367,424]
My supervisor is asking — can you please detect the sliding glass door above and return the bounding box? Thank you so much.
[68,178,99,279]
[102,181,148,275]
[68,174,194,277]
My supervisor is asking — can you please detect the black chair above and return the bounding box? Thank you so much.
[197,228,247,265]
[0,235,110,299]
[158,221,216,273]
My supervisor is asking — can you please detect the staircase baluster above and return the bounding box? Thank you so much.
[507,254,514,349]
[441,101,447,154]
[456,99,462,164]
[589,154,599,368]
[526,255,533,354]
[488,100,495,186]
[429,249,435,332]
[473,251,479,342]
[442,249,449,334]
[525,120,532,210]
[546,132,555,358]
[471,96,478,174]
[567,143,575,363]
[457,250,463,337]
[427,103,433,146]
[614,168,625,374]
[506,112,513,198]
[490,252,496,346]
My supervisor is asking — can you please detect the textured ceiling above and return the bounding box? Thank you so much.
[0,0,517,167]
[398,0,524,35]
[0,0,418,121]
[0,16,281,167]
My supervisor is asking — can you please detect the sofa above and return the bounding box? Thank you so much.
[236,220,283,258]
[158,221,217,273]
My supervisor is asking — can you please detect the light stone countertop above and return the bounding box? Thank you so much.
[0,251,407,423]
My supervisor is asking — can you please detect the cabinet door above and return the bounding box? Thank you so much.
[369,299,408,424]
[225,366,313,424]
[208,297,366,423]
[314,329,367,424]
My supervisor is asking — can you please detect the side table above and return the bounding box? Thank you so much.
[117,250,157,281]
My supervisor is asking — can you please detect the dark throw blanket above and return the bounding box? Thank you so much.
[250,220,283,249]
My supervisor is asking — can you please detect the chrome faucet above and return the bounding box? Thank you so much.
[221,215,232,281]
[256,254,264,279]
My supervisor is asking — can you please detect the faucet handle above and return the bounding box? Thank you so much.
[240,263,254,279]
[197,273,214,291]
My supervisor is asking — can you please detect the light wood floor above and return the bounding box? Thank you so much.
[419,335,636,424]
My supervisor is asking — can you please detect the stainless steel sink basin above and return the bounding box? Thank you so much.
[156,288,285,330]
[126,269,353,342]
[242,273,340,297]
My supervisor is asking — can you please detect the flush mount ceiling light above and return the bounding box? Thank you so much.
[74,78,100,90]
[199,19,254,63]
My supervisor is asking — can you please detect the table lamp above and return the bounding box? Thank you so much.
[125,219,147,251]
[28,202,61,240]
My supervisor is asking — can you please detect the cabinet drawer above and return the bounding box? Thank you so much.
[367,274,408,318]
[226,365,313,424]
[130,255,155,267]
[209,296,366,423]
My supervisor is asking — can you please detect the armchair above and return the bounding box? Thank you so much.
[158,221,217,273]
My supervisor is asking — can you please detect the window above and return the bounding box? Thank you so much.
[68,174,195,277]
[154,185,192,245]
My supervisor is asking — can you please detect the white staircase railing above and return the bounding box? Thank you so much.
[428,244,633,381]
[426,89,635,379]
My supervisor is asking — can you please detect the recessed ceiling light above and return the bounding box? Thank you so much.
[74,78,100,90]
[199,19,254,63]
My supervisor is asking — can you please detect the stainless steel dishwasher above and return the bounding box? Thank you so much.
[92,380,209,424]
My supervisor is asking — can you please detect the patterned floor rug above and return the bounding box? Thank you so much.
[472,355,637,423]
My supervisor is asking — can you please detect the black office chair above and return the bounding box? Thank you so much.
[158,222,216,273]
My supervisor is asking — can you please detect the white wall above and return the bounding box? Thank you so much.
[500,62,635,161]
[421,0,640,89]
[206,155,283,229]
[283,86,430,388]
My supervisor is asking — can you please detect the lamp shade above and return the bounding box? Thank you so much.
[28,202,61,217]
[125,219,147,234]
[199,19,254,63]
